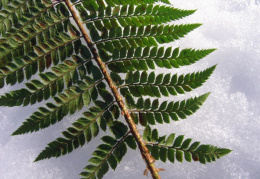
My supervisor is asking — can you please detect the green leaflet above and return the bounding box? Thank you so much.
[106,47,216,72]
[0,59,95,107]
[93,24,201,53]
[0,1,71,68]
[80,122,136,179]
[93,24,201,43]
[130,93,210,125]
[12,79,116,135]
[120,66,216,98]
[0,0,231,178]
[80,4,195,27]
[0,0,53,36]
[12,85,89,135]
[34,101,119,162]
[145,127,232,164]
[77,0,171,17]
[0,32,82,89]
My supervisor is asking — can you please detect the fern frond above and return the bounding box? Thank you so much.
[74,0,170,24]
[0,55,98,107]
[1,32,79,67]
[92,24,201,52]
[0,4,69,47]
[11,78,109,135]
[81,4,195,28]
[80,122,133,179]
[1,2,68,38]
[1,0,231,178]
[0,1,68,66]
[106,47,216,72]
[119,65,216,98]
[130,93,210,125]
[0,33,81,88]
[34,100,119,162]
[0,50,89,90]
[77,0,170,11]
[0,0,53,36]
[143,126,232,163]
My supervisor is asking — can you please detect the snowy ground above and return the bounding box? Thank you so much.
[1,0,260,178]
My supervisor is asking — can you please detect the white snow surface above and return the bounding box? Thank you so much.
[1,0,260,178]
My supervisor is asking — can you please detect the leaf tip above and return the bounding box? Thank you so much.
[11,128,24,136]
[34,154,43,162]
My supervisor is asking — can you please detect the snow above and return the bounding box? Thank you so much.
[1,0,260,178]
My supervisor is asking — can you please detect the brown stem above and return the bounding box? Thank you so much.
[63,1,161,178]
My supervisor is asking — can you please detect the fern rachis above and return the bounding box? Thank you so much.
[0,0,231,178]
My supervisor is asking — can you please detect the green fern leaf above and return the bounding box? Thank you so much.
[34,101,119,162]
[95,24,201,56]
[81,4,195,28]
[119,66,216,98]
[145,127,232,164]
[130,93,210,125]
[1,0,231,178]
[106,47,216,72]
[81,122,131,179]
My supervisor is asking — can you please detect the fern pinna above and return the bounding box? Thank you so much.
[0,0,231,178]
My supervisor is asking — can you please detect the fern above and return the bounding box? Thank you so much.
[0,0,231,178]
[143,126,231,164]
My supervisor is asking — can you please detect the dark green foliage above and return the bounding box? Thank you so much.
[144,127,232,164]
[119,66,216,98]
[80,122,133,179]
[131,93,210,125]
[106,47,216,72]
[0,0,76,86]
[0,0,231,178]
